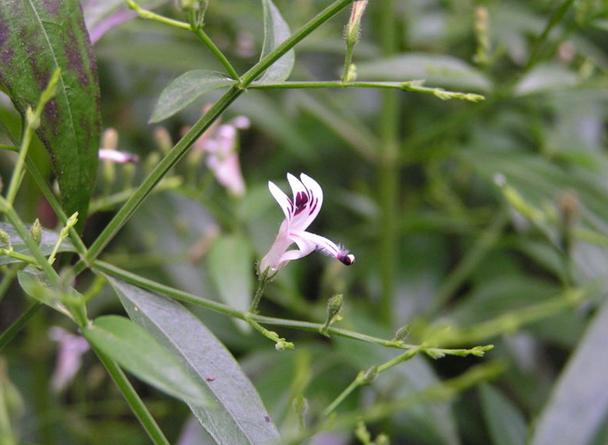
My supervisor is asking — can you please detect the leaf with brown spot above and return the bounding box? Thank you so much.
[0,0,101,230]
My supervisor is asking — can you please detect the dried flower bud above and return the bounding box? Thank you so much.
[392,325,409,342]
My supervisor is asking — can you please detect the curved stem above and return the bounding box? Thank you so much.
[192,27,240,80]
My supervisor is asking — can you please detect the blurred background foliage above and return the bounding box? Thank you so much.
[2,0,608,444]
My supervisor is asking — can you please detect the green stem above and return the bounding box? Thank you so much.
[127,0,191,30]
[323,374,361,416]
[0,249,38,266]
[94,261,493,355]
[377,0,399,325]
[25,158,89,257]
[74,0,356,274]
[192,27,240,80]
[250,81,485,102]
[0,302,41,352]
[0,144,17,152]
[0,198,59,285]
[127,0,239,79]
[323,347,420,416]
[93,347,170,445]
[239,0,356,85]
[244,313,294,351]
[341,48,354,82]
[288,362,503,444]
[5,69,59,206]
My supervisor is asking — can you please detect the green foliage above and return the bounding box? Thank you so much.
[83,315,210,405]
[0,222,74,266]
[151,70,235,123]
[2,0,608,444]
[0,0,101,226]
[110,277,280,444]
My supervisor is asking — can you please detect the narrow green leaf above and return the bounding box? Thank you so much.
[150,70,235,123]
[479,384,527,445]
[259,0,294,82]
[83,315,209,406]
[531,300,608,445]
[108,277,280,445]
[356,53,491,91]
[208,234,253,315]
[0,0,101,227]
[0,222,74,266]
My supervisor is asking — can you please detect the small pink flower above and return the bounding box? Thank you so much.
[49,327,89,393]
[194,115,249,197]
[259,173,355,274]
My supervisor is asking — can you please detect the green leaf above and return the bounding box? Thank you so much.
[0,222,74,266]
[17,268,73,318]
[0,0,101,227]
[108,278,280,445]
[531,300,608,445]
[479,384,527,445]
[259,0,294,82]
[356,53,492,91]
[514,63,579,96]
[83,315,209,406]
[208,234,253,315]
[150,70,235,123]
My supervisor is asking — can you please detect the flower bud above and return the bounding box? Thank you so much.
[473,6,490,66]
[31,219,42,245]
[320,294,343,336]
[345,1,368,47]
[0,229,11,247]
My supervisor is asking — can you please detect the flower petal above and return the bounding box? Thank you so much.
[268,181,292,220]
[299,173,323,228]
[291,230,339,257]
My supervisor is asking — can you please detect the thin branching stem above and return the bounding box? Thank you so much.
[73,0,357,274]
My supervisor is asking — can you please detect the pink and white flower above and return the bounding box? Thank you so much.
[259,173,355,274]
[99,128,139,163]
[194,113,249,197]
[99,148,138,164]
